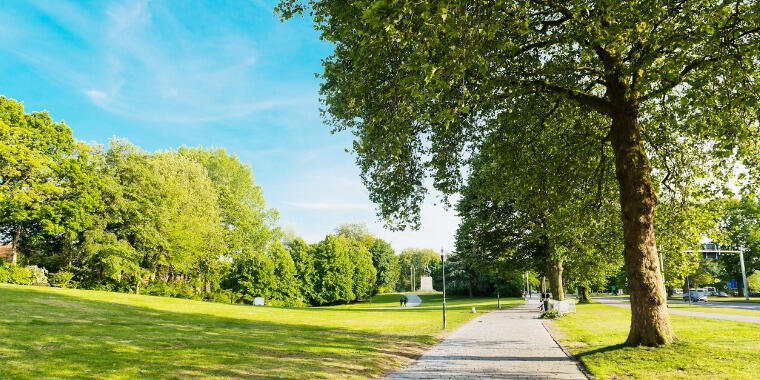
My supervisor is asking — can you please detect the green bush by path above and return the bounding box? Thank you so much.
[550,303,760,379]
[0,262,32,285]
[49,271,75,288]
[0,284,522,379]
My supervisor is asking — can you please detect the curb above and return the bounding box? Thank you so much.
[541,320,597,380]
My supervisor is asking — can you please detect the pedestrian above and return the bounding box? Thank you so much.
[400,296,404,307]
[403,295,408,307]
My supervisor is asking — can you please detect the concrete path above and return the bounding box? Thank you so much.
[595,297,760,324]
[383,300,587,379]
[405,294,422,307]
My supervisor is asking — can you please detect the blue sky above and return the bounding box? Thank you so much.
[0,0,458,252]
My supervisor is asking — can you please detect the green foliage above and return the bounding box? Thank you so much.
[349,240,376,300]
[368,239,399,293]
[0,96,80,264]
[539,310,559,319]
[747,272,760,292]
[288,238,318,304]
[49,271,75,288]
[178,147,278,262]
[281,0,760,343]
[716,197,760,293]
[312,235,355,305]
[397,248,440,291]
[0,262,32,285]
[269,242,302,305]
[235,251,276,302]
[143,281,198,300]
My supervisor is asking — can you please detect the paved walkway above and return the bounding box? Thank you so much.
[595,297,760,323]
[383,300,587,379]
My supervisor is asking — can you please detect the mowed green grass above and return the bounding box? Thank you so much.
[0,284,521,379]
[550,303,760,379]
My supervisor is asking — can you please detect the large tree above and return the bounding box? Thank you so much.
[0,97,77,264]
[279,0,760,346]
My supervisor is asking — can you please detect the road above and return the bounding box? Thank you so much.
[668,299,760,311]
[594,297,760,323]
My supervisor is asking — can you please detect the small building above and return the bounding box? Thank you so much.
[0,245,13,262]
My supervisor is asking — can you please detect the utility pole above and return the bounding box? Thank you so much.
[740,249,749,301]
[441,248,447,329]
[410,267,413,292]
[686,276,692,306]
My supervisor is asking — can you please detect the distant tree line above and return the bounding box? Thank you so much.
[0,96,404,306]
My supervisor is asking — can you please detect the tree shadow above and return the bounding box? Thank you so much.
[0,286,429,379]
[573,343,627,359]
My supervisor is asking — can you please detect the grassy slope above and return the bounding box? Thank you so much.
[0,284,521,379]
[550,303,760,379]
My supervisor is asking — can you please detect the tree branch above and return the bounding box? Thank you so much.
[525,80,612,115]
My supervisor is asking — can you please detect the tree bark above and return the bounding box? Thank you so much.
[547,258,565,301]
[11,224,21,265]
[579,285,592,303]
[609,99,675,346]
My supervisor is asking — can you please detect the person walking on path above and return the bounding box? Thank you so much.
[383,299,587,379]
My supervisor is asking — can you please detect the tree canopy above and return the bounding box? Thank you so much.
[279,0,760,346]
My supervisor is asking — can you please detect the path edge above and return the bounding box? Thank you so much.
[541,319,596,380]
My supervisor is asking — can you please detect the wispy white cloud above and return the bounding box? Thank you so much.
[83,89,108,101]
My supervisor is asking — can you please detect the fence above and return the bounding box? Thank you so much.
[548,300,576,316]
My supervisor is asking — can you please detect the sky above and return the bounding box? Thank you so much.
[0,0,459,253]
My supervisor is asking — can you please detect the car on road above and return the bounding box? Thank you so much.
[683,289,708,302]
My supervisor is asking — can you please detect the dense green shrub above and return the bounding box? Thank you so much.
[0,263,33,285]
[143,281,198,299]
[49,271,75,288]
[234,251,276,302]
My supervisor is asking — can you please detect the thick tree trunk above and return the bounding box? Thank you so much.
[579,285,592,303]
[547,258,565,301]
[11,224,21,265]
[610,100,675,346]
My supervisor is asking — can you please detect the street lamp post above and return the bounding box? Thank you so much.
[441,248,447,329]
[739,250,749,302]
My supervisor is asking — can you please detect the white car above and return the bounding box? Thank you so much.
[683,289,708,302]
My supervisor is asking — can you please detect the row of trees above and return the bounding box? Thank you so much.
[0,96,409,306]
[281,0,760,346]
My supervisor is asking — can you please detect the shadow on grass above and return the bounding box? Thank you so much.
[0,287,427,379]
[573,343,627,360]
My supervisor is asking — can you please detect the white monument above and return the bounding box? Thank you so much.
[419,276,434,292]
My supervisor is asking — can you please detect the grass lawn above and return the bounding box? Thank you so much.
[667,303,760,317]
[0,284,521,379]
[549,303,760,379]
